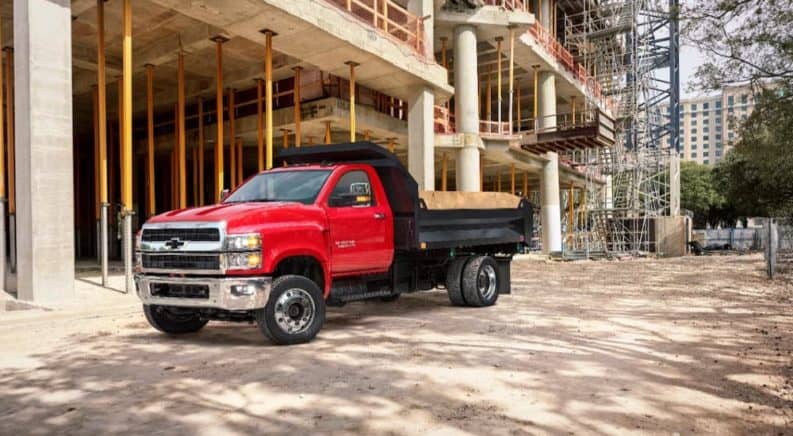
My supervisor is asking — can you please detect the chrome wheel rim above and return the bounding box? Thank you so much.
[274,288,316,334]
[477,264,497,300]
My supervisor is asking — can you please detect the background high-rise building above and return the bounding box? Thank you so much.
[662,84,761,166]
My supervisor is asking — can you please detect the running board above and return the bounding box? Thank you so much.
[328,279,393,304]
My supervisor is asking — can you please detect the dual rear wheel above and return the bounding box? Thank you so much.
[445,255,500,307]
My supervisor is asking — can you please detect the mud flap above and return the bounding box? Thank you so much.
[495,257,512,294]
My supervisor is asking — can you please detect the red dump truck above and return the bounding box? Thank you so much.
[135,142,532,344]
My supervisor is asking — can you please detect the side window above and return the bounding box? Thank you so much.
[329,170,374,207]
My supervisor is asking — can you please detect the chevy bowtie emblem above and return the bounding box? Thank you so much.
[164,238,186,250]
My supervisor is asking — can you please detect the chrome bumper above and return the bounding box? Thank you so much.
[135,274,272,311]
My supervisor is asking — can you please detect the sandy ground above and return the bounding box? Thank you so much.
[0,254,791,435]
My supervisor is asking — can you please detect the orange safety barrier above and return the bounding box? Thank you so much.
[326,0,426,57]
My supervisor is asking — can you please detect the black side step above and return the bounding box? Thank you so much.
[328,279,393,304]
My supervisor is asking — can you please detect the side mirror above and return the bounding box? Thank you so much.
[220,189,231,202]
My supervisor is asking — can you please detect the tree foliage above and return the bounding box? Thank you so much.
[682,0,793,92]
[713,87,793,221]
[680,161,726,227]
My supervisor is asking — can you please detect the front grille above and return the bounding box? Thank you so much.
[141,228,220,242]
[142,254,220,271]
[150,283,210,299]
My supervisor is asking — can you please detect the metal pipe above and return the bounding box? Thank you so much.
[511,163,516,195]
[496,36,502,128]
[441,153,448,192]
[265,31,274,169]
[4,48,15,273]
[198,97,205,206]
[229,88,236,187]
[101,203,108,285]
[122,0,134,293]
[236,138,243,185]
[281,129,290,149]
[324,121,332,144]
[346,61,359,142]
[213,37,226,202]
[440,37,448,69]
[256,79,264,170]
[92,86,100,263]
[486,64,492,126]
[523,171,528,198]
[145,65,155,216]
[96,0,108,285]
[533,65,540,128]
[508,28,515,134]
[0,19,5,289]
[177,51,187,209]
[293,67,302,148]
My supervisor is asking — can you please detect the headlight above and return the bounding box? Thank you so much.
[225,252,262,270]
[226,233,261,251]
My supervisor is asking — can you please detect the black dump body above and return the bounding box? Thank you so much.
[276,142,532,252]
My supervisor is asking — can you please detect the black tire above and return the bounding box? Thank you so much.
[256,275,325,345]
[446,256,469,306]
[379,293,401,302]
[461,256,499,307]
[143,305,208,334]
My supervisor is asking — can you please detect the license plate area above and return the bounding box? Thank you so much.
[150,282,210,299]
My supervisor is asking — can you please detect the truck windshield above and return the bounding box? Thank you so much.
[224,170,332,205]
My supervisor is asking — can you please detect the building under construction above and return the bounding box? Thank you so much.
[0,0,680,303]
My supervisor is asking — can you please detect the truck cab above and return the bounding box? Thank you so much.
[136,143,532,345]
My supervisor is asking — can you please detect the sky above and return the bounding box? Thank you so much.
[680,43,705,98]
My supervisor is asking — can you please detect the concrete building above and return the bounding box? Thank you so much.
[661,83,761,166]
[0,0,614,303]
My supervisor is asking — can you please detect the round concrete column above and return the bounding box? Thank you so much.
[453,24,481,192]
[538,71,556,131]
[541,152,562,253]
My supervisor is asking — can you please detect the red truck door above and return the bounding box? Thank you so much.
[325,168,393,274]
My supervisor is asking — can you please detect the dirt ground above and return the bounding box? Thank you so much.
[0,254,791,435]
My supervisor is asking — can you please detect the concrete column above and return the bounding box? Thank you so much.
[453,24,480,192]
[407,86,434,190]
[408,0,433,57]
[13,0,75,302]
[538,71,556,131]
[539,0,552,29]
[540,152,562,254]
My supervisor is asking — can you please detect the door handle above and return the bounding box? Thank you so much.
[373,212,385,220]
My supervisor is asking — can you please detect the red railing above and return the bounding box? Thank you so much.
[479,120,512,136]
[434,105,455,134]
[482,0,527,12]
[527,22,616,113]
[326,0,426,57]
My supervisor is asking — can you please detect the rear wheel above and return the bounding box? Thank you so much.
[446,256,469,306]
[256,275,325,345]
[461,256,499,307]
[143,305,208,334]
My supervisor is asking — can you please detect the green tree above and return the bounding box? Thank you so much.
[683,0,793,92]
[714,88,793,221]
[680,161,726,227]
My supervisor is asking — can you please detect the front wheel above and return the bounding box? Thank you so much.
[256,275,326,345]
[143,305,208,334]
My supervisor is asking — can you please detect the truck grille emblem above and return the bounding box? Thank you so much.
[164,238,186,250]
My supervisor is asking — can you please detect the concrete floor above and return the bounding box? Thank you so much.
[0,255,791,435]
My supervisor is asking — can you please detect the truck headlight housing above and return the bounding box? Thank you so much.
[225,252,262,270]
[225,233,261,251]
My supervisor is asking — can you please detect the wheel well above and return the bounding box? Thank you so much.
[273,256,325,291]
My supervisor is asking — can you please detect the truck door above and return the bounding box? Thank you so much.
[326,169,392,274]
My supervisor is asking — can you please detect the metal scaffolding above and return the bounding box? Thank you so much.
[563,0,680,256]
